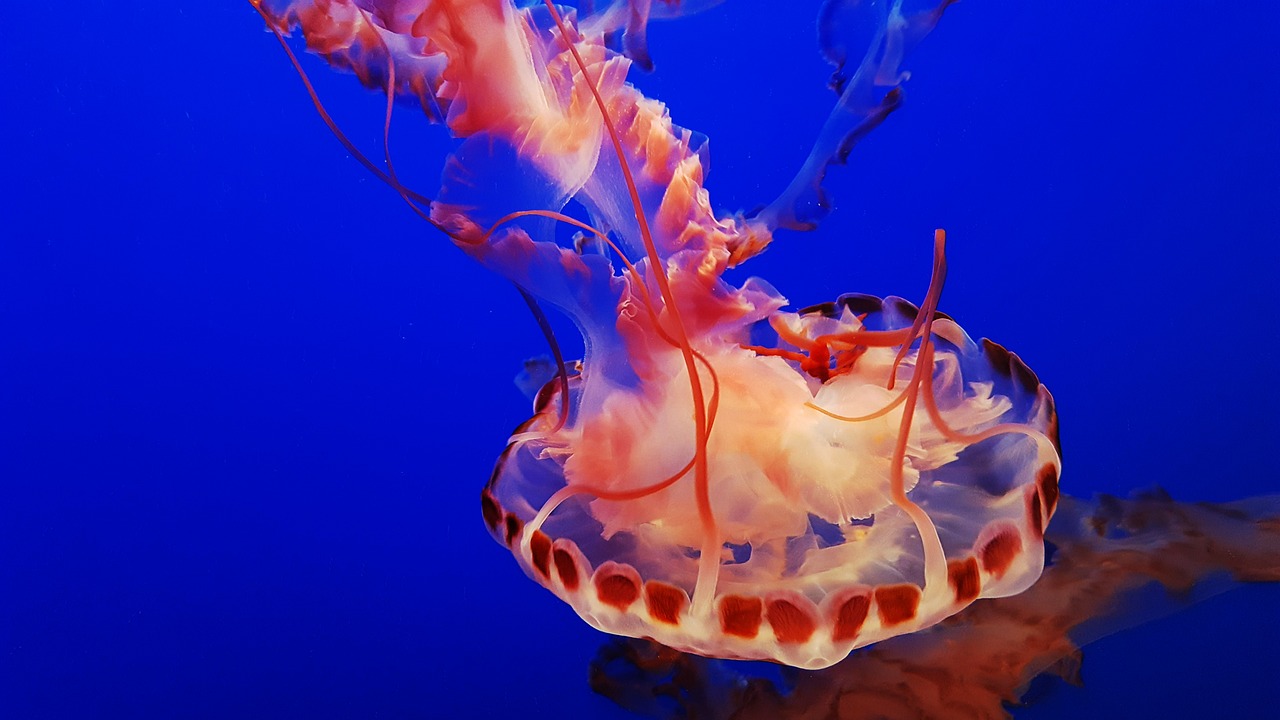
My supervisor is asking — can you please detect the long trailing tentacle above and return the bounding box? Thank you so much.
[250,1,435,211]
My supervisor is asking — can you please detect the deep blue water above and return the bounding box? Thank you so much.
[3,1,1278,718]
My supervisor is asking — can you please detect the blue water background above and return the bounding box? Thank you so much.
[3,1,1278,718]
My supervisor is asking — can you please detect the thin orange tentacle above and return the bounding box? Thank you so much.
[804,390,908,422]
[250,2,435,211]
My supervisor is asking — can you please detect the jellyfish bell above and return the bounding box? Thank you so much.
[483,228,1061,669]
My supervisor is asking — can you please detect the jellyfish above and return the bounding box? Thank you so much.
[251,0,1060,669]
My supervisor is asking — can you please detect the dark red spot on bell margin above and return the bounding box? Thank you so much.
[948,557,981,604]
[553,548,579,591]
[644,582,688,625]
[798,300,839,318]
[1011,355,1040,395]
[595,570,641,611]
[832,592,871,642]
[980,528,1023,579]
[503,514,523,547]
[766,598,816,644]
[1038,463,1060,517]
[875,584,921,626]
[719,595,764,639]
[1028,490,1045,540]
[480,492,501,532]
[982,339,1012,377]
[1045,410,1062,457]
[529,530,551,578]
